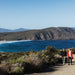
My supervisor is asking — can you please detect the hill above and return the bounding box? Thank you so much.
[0,28,12,32]
[71,27,75,30]
[0,28,29,32]
[0,27,75,41]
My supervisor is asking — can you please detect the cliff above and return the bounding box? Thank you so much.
[0,27,75,41]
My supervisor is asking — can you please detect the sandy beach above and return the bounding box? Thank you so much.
[0,40,6,44]
[29,55,75,75]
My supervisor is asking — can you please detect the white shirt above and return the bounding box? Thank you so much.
[69,50,71,57]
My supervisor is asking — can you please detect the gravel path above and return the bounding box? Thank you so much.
[28,55,75,75]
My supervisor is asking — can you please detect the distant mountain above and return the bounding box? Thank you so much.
[71,27,75,30]
[1,27,75,41]
[0,28,12,32]
[12,28,29,32]
[0,28,29,32]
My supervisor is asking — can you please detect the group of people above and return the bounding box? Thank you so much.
[61,48,73,65]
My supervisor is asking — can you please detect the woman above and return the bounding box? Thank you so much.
[67,48,73,65]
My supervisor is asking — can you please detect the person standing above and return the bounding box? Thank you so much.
[61,48,67,65]
[67,48,73,65]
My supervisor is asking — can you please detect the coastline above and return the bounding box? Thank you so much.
[0,40,75,53]
[0,40,32,44]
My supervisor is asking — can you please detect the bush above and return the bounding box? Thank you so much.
[16,56,26,64]
[23,53,43,73]
[0,46,61,74]
[45,46,57,58]
[11,67,24,75]
[71,48,75,54]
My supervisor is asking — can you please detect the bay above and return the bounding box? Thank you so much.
[0,40,75,52]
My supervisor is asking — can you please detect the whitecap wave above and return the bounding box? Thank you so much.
[0,40,32,44]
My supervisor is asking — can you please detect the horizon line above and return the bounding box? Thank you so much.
[0,26,75,30]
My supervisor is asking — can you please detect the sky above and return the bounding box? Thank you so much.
[0,0,75,29]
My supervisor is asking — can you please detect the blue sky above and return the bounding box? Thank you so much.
[0,0,75,29]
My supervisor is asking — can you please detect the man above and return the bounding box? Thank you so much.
[61,48,67,65]
[67,49,73,65]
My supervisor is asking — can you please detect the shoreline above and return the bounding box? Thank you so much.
[0,40,32,44]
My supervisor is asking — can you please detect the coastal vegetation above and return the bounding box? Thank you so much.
[0,46,58,75]
[0,46,75,75]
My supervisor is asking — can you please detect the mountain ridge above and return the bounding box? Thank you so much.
[0,28,29,32]
[0,27,75,41]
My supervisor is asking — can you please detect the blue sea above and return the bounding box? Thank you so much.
[0,40,75,52]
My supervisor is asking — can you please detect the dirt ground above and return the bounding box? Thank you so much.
[28,55,75,75]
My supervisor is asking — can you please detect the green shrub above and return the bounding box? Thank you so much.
[9,59,16,64]
[45,46,57,58]
[0,46,63,74]
[16,56,26,64]
[71,48,75,54]
[12,67,24,75]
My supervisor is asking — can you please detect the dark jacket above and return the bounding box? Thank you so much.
[61,51,67,57]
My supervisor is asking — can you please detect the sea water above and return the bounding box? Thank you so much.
[0,40,75,52]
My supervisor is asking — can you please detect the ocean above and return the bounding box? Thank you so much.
[0,40,75,52]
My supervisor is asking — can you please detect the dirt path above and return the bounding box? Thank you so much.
[29,55,75,75]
